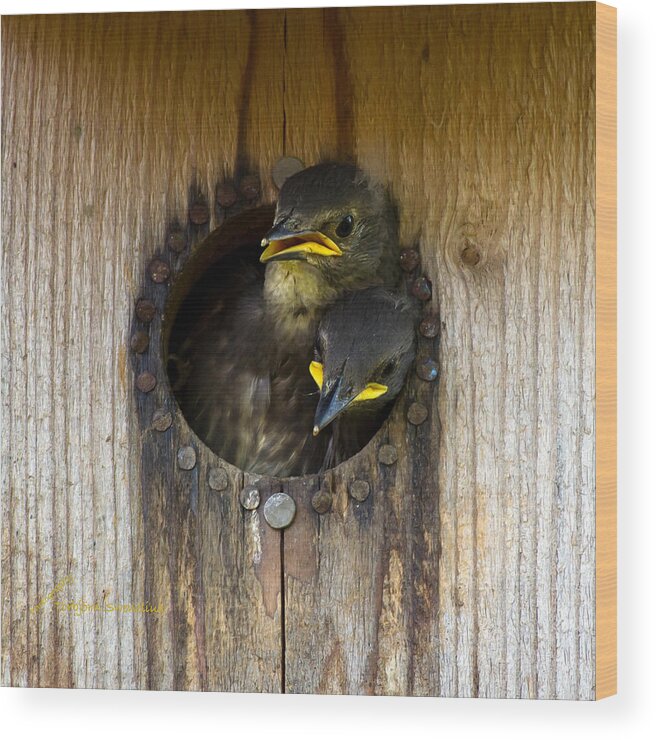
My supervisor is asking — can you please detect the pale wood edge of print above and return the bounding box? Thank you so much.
[595,1,617,701]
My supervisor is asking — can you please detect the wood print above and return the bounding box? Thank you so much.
[1,2,616,699]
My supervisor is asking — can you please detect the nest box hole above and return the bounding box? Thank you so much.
[164,205,398,478]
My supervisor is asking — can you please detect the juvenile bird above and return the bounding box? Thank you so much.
[172,164,402,477]
[310,287,417,468]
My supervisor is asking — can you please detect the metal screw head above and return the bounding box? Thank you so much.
[151,409,172,432]
[167,229,186,253]
[135,299,156,323]
[208,467,229,491]
[130,330,149,354]
[311,489,333,514]
[148,258,171,284]
[416,357,439,382]
[411,275,432,301]
[136,371,157,393]
[177,445,197,470]
[263,492,296,529]
[419,314,440,338]
[239,174,260,200]
[407,402,428,425]
[400,248,420,272]
[378,445,398,466]
[349,480,371,502]
[239,484,261,510]
[272,156,304,189]
[216,183,238,208]
[189,202,210,225]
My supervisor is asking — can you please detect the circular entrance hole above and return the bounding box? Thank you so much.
[164,205,400,478]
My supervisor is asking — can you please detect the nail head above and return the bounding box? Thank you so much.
[135,299,156,323]
[130,331,149,354]
[400,248,420,272]
[407,402,428,425]
[167,230,186,253]
[216,183,238,208]
[263,492,296,529]
[189,202,210,225]
[177,445,197,471]
[416,357,439,382]
[151,409,173,432]
[136,371,157,393]
[239,174,260,200]
[311,489,333,514]
[272,157,304,188]
[419,315,440,338]
[148,258,170,284]
[411,275,432,301]
[208,467,229,491]
[240,484,261,510]
[349,480,371,502]
[378,445,398,466]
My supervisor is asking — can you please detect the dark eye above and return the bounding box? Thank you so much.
[335,214,354,238]
[381,359,397,377]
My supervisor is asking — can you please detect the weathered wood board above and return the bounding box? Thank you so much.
[1,3,616,698]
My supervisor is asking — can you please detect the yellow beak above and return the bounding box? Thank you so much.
[260,231,342,263]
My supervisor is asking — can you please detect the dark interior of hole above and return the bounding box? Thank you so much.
[165,205,398,478]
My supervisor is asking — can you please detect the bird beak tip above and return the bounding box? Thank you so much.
[260,238,269,247]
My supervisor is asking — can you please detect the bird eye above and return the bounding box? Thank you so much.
[381,359,397,377]
[335,214,354,238]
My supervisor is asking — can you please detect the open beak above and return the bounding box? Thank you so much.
[260,224,342,263]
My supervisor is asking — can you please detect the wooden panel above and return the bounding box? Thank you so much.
[1,10,285,691]
[1,4,607,699]
[595,2,617,701]
[281,4,598,699]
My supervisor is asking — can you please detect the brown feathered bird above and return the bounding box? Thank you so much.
[309,287,417,468]
[173,163,401,477]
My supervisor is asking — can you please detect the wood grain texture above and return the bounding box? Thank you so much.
[1,3,607,699]
[595,2,617,701]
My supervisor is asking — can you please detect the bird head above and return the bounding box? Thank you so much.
[309,288,417,435]
[260,163,400,292]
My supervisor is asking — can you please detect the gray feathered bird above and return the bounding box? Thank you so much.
[310,287,417,467]
[173,163,402,477]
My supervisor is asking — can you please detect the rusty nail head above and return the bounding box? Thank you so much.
[167,230,186,253]
[239,174,260,200]
[130,331,149,354]
[378,445,398,466]
[272,157,304,189]
[148,258,170,284]
[311,489,333,514]
[135,299,156,323]
[263,492,296,529]
[349,480,371,502]
[407,402,428,425]
[400,248,420,272]
[411,276,432,301]
[151,409,172,432]
[239,484,261,510]
[216,183,238,208]
[136,371,157,393]
[189,202,210,225]
[419,315,440,338]
[177,445,197,471]
[208,467,229,491]
[416,357,439,382]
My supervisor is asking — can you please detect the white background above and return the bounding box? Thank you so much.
[0,0,653,737]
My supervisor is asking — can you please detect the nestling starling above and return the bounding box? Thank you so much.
[310,287,417,467]
[173,164,402,477]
